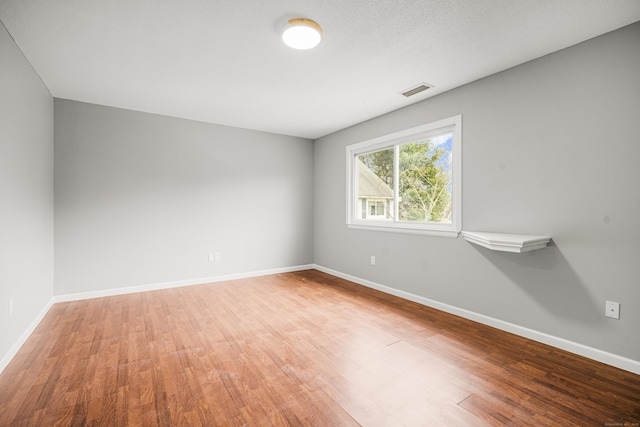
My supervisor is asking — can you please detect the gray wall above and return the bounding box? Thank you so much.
[314,23,640,361]
[0,22,54,362]
[55,100,313,295]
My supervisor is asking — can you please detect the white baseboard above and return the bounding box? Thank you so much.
[53,264,315,303]
[1,264,313,375]
[0,298,54,375]
[312,264,640,375]
[5,264,637,377]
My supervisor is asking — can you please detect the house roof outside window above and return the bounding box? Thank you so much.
[357,160,393,199]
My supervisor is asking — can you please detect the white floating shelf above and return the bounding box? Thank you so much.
[461,231,551,253]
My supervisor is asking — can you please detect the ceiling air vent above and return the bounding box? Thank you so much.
[400,83,433,97]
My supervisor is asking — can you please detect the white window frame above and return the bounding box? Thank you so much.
[346,115,462,238]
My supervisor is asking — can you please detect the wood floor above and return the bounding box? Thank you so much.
[0,270,638,426]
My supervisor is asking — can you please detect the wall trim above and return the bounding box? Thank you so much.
[4,264,637,377]
[312,264,640,375]
[54,264,314,303]
[0,299,55,375]
[1,264,313,375]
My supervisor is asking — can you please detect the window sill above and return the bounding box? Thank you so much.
[461,231,551,253]
[347,223,460,238]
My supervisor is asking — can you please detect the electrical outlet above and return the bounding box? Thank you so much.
[370,255,376,265]
[208,253,215,262]
[214,252,221,261]
[605,300,620,319]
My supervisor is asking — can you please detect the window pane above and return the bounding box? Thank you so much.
[347,115,461,236]
[357,149,394,220]
[398,133,453,223]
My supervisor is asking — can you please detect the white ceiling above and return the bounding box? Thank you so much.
[1,1,639,139]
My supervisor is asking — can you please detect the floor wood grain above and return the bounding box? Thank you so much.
[0,270,638,426]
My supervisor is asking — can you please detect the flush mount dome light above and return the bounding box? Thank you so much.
[282,18,322,49]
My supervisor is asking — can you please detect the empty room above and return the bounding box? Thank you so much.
[1,0,639,425]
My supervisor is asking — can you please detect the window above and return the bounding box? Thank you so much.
[346,115,461,237]
[368,201,386,217]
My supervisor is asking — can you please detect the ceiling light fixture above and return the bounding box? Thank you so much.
[282,18,322,50]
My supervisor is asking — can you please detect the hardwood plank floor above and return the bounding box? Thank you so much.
[0,269,638,426]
